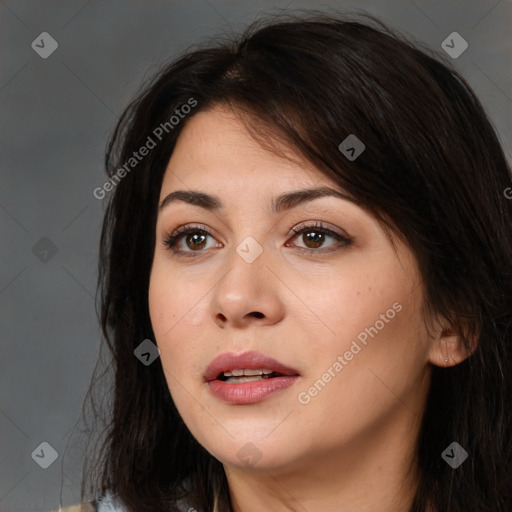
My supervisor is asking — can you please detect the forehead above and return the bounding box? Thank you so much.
[160,106,332,193]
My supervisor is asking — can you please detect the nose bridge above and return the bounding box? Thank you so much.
[225,204,270,269]
[220,232,268,296]
[209,231,282,325]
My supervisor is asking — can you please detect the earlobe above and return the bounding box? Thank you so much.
[428,326,477,368]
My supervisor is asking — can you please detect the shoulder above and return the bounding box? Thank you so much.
[98,493,204,512]
[57,504,96,512]
[57,490,202,512]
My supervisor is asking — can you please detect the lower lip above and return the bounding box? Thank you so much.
[207,376,299,404]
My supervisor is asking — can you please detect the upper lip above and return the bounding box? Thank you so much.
[204,350,300,382]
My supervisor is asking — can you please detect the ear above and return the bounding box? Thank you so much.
[427,315,477,368]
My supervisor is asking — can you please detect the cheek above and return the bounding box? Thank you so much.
[297,296,427,436]
[306,255,427,375]
[149,260,187,337]
[148,271,213,438]
[148,265,207,377]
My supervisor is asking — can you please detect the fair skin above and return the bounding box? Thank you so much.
[148,106,470,512]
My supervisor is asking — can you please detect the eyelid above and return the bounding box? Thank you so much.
[287,220,349,239]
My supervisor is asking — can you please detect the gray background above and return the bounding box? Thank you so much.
[1,1,511,511]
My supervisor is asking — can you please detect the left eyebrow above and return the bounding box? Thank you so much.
[158,186,356,214]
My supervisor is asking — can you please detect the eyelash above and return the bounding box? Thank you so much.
[161,222,352,258]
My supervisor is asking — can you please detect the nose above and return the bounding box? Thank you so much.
[209,242,285,329]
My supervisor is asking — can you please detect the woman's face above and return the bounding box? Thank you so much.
[149,106,436,474]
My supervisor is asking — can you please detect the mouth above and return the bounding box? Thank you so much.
[204,351,300,405]
[215,368,290,383]
[204,350,300,383]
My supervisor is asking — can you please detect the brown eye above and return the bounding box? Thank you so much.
[288,222,352,252]
[184,232,207,250]
[301,230,325,249]
[162,225,220,256]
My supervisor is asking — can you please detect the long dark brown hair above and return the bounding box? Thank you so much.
[77,9,512,512]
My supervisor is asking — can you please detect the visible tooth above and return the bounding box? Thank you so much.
[225,375,264,383]
[262,368,273,374]
[223,371,233,377]
[243,369,263,376]
[232,369,244,376]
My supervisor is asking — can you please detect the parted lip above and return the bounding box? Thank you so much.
[204,350,300,382]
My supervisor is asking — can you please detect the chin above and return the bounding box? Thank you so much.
[217,446,294,472]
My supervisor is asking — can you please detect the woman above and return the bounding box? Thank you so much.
[62,9,512,512]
